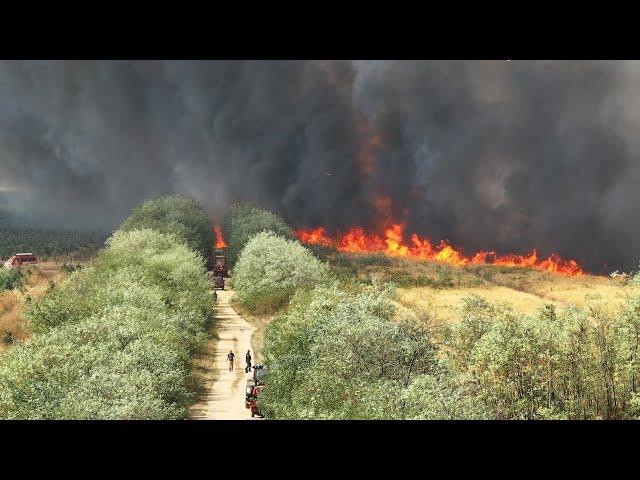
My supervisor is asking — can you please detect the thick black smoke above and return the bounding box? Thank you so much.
[0,60,638,271]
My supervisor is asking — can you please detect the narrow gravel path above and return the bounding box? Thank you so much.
[189,290,257,420]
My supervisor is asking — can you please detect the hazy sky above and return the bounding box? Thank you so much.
[0,60,638,271]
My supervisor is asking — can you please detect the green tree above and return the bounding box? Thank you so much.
[119,194,213,259]
[225,203,295,268]
[233,231,327,314]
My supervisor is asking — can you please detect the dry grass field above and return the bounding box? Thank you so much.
[0,260,90,350]
[400,263,629,323]
[323,251,631,324]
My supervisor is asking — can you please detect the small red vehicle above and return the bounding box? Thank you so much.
[4,253,38,269]
[246,384,265,418]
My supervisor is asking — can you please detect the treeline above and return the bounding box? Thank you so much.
[120,194,214,259]
[0,195,214,419]
[230,204,640,419]
[0,214,107,260]
[225,203,295,269]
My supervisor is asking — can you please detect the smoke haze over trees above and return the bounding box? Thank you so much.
[0,60,639,271]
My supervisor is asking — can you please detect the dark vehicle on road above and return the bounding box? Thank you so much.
[213,274,225,290]
[213,248,228,277]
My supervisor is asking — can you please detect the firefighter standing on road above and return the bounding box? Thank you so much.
[227,351,235,371]
[245,350,252,373]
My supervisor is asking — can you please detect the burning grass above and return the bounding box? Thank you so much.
[297,223,585,276]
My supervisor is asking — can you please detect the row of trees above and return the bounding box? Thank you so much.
[227,206,484,418]
[0,195,214,419]
[120,194,214,259]
[0,213,107,260]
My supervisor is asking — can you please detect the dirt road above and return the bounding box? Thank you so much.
[189,289,258,420]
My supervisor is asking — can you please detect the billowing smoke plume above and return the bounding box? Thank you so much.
[0,60,638,271]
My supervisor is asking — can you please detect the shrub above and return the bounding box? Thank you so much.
[442,287,640,420]
[2,331,14,345]
[434,265,455,288]
[233,231,327,314]
[306,245,338,262]
[226,203,295,268]
[0,268,23,291]
[119,194,214,259]
[259,284,447,419]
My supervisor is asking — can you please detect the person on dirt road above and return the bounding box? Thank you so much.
[227,351,235,371]
[245,350,252,373]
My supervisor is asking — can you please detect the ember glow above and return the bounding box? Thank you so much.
[295,224,585,276]
[214,225,227,248]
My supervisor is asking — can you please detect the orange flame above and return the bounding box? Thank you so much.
[295,223,584,277]
[214,225,227,248]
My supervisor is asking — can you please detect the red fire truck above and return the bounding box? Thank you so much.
[3,253,38,269]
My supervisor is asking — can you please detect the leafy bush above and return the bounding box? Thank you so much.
[2,331,14,345]
[233,232,328,314]
[119,194,214,259]
[434,265,455,288]
[259,284,487,419]
[226,203,295,268]
[440,276,640,420]
[0,268,23,291]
